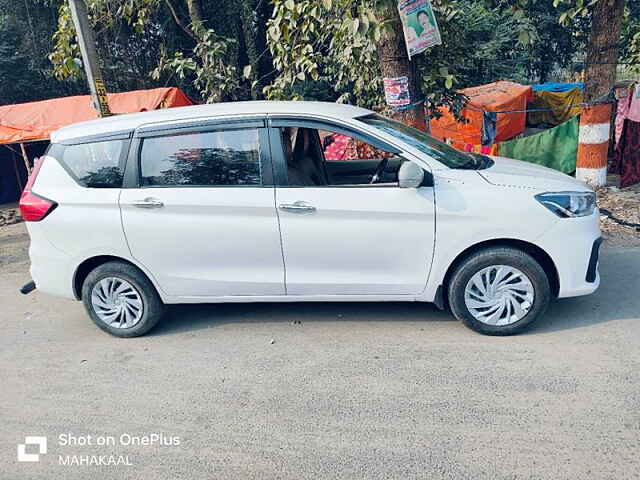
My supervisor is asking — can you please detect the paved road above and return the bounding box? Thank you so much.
[1,224,639,479]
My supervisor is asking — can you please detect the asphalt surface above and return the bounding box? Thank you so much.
[1,222,639,479]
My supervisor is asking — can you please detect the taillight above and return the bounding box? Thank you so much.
[19,157,58,222]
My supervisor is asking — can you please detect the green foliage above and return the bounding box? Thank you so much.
[262,0,585,115]
[553,0,601,25]
[152,28,240,103]
[50,3,79,80]
[416,0,539,115]
[621,1,640,73]
[553,0,640,75]
[49,0,162,81]
[264,0,384,107]
[0,16,33,105]
[46,0,270,103]
[1,0,635,114]
[0,0,84,105]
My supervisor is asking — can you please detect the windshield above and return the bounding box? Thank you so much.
[358,113,482,169]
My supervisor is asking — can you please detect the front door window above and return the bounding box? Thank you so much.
[277,126,406,187]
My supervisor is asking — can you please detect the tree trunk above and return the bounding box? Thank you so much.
[240,0,259,99]
[376,4,426,130]
[583,0,625,102]
[239,0,273,99]
[186,0,204,29]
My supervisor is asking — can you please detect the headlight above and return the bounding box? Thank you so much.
[535,191,596,218]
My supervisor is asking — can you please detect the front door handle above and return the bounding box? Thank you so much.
[131,197,164,209]
[278,201,316,213]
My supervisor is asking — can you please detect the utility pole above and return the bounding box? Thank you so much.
[68,0,112,117]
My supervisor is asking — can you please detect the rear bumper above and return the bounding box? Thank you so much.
[20,281,36,295]
[26,224,76,300]
[536,212,602,298]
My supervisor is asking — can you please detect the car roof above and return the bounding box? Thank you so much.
[51,101,373,143]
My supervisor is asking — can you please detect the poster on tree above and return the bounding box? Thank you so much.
[398,0,442,58]
[383,76,411,107]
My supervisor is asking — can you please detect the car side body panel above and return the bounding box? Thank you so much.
[26,155,134,299]
[418,169,599,302]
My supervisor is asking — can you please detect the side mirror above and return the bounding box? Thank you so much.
[398,161,425,188]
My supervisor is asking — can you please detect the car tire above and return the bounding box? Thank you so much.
[81,261,165,337]
[447,247,551,336]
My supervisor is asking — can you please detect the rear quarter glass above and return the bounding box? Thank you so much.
[48,139,127,188]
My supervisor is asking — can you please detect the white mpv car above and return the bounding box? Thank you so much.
[19,101,601,337]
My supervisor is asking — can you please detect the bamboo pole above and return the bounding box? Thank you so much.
[19,143,31,176]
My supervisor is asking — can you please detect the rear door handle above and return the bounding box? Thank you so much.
[131,198,164,209]
[278,201,316,213]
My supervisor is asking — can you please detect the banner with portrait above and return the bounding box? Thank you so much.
[398,0,442,58]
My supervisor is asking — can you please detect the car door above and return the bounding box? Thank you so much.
[119,118,285,298]
[270,118,435,296]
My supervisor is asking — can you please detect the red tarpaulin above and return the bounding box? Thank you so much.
[0,87,194,145]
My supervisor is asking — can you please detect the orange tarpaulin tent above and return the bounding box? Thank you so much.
[430,81,533,149]
[0,87,193,145]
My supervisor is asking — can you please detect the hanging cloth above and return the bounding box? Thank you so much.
[497,116,579,173]
[481,111,497,146]
[626,84,640,122]
[612,118,640,188]
[527,88,583,126]
[615,85,633,146]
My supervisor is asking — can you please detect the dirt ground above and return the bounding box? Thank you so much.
[597,185,640,247]
[0,219,29,274]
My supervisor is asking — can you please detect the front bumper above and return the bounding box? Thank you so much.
[585,237,603,284]
[536,211,602,298]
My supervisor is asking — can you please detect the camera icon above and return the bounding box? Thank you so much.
[17,436,47,462]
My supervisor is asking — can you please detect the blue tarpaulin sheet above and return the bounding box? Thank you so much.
[532,82,584,93]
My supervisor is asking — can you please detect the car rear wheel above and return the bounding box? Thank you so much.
[81,261,165,337]
[447,247,551,336]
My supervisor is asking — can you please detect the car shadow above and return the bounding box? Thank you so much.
[150,301,455,336]
[149,247,640,337]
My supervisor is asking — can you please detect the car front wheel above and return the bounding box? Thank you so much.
[81,261,166,337]
[447,247,551,336]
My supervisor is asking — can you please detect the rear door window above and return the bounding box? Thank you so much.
[58,139,126,188]
[140,129,262,187]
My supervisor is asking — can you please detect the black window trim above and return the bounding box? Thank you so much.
[124,122,274,189]
[135,117,266,138]
[58,130,133,146]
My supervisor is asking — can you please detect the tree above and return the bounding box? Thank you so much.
[583,0,626,102]
[0,18,33,105]
[554,0,635,186]
[48,0,273,103]
[264,0,543,121]
[0,0,85,105]
[32,0,636,131]
[555,0,629,102]
[376,1,425,129]
[621,1,640,73]
[264,0,384,107]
